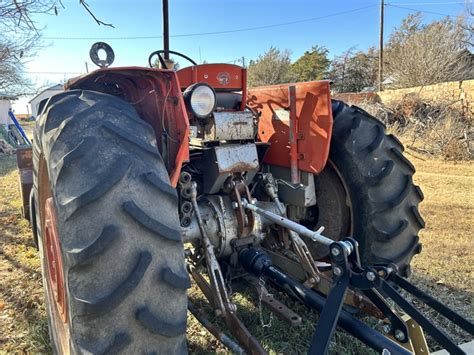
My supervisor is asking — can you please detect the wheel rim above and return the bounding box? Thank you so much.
[38,155,70,352]
[301,160,354,259]
[44,197,67,323]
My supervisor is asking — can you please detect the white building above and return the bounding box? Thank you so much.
[0,94,17,125]
[29,84,64,118]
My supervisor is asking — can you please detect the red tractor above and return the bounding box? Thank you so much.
[16,41,472,354]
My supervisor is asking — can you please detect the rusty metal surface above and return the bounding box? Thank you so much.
[230,180,255,238]
[288,231,321,287]
[202,144,258,194]
[225,312,267,355]
[245,276,302,327]
[247,81,333,174]
[204,111,256,142]
[16,147,33,220]
[288,85,299,184]
[261,292,302,326]
[191,269,267,355]
[215,144,259,173]
[189,264,266,354]
[188,301,244,354]
[189,266,216,306]
[16,146,32,169]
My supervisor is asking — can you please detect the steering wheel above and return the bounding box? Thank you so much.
[148,50,198,68]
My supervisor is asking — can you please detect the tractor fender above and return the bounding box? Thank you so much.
[248,81,333,175]
[65,67,190,187]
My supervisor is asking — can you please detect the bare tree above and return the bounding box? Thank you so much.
[0,1,113,32]
[460,1,473,47]
[385,12,472,88]
[0,35,41,95]
[329,47,379,93]
[0,1,112,95]
[1,1,55,33]
[0,1,50,95]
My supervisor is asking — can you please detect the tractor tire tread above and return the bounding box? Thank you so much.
[329,100,424,274]
[135,307,187,337]
[34,89,187,353]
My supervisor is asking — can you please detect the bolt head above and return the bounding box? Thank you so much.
[331,247,341,256]
[333,266,342,276]
[382,324,391,334]
[394,329,405,342]
[366,271,376,281]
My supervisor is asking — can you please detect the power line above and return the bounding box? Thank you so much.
[386,3,469,18]
[43,5,377,41]
[26,71,83,74]
[389,1,468,4]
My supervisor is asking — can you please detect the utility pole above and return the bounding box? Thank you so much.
[163,0,169,60]
[241,56,246,68]
[378,0,384,91]
[85,61,89,73]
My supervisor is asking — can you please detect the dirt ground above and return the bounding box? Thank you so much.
[0,142,472,353]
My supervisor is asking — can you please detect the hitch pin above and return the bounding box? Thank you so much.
[241,199,336,248]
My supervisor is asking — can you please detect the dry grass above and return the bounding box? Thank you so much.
[0,143,472,353]
[0,155,50,353]
[407,156,474,351]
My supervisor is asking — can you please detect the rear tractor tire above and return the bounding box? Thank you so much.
[312,100,424,276]
[33,90,189,353]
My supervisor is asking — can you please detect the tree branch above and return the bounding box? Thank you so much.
[79,0,114,28]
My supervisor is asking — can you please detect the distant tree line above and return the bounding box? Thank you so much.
[0,2,472,95]
[248,12,473,91]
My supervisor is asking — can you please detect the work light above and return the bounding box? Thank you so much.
[183,83,216,119]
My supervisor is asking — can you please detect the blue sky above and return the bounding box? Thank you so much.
[12,0,470,113]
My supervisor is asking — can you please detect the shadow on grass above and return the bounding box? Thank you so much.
[0,155,18,178]
[186,277,378,355]
[186,267,473,355]
[0,243,40,277]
